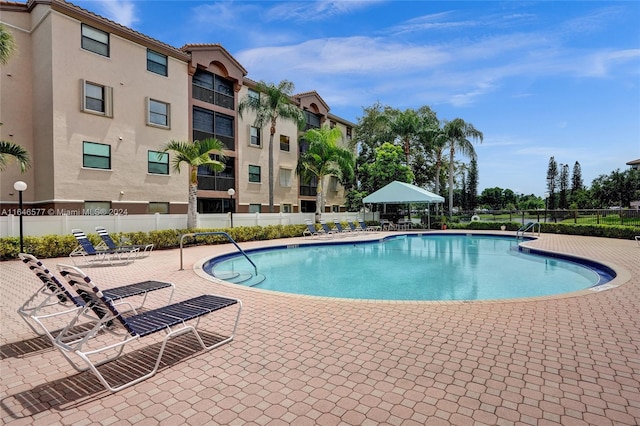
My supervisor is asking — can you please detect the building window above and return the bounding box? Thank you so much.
[248,88,259,101]
[249,126,261,147]
[192,69,234,109]
[280,135,290,152]
[84,201,111,215]
[249,165,261,183]
[148,98,170,127]
[279,168,292,187]
[83,142,111,169]
[330,120,336,128]
[303,110,321,130]
[281,204,292,213]
[249,204,261,213]
[149,202,169,214]
[81,24,109,57]
[346,127,352,139]
[148,151,169,174]
[192,106,235,150]
[81,80,113,117]
[147,49,167,76]
[332,205,340,213]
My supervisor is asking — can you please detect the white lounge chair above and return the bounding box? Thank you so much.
[55,264,242,392]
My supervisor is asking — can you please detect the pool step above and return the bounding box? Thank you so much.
[213,269,266,287]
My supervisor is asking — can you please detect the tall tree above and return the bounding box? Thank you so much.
[0,23,17,65]
[546,156,558,210]
[466,158,479,210]
[162,138,226,229]
[390,108,419,167]
[360,142,414,193]
[443,118,483,216]
[559,163,569,209]
[0,141,30,172]
[238,80,305,212]
[296,125,355,219]
[571,161,583,194]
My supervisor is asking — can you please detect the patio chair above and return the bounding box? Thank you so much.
[358,219,380,232]
[18,253,174,369]
[303,219,332,239]
[380,219,396,231]
[347,220,364,232]
[95,226,154,258]
[70,229,138,265]
[333,219,354,236]
[55,264,242,392]
[319,219,342,237]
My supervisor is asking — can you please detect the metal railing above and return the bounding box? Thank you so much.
[446,209,640,227]
[179,231,257,272]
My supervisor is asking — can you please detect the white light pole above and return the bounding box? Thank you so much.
[227,188,235,228]
[13,181,27,253]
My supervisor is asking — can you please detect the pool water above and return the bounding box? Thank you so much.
[205,235,613,301]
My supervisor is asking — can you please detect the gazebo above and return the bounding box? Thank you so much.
[363,181,445,229]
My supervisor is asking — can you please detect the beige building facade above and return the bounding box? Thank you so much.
[0,0,354,217]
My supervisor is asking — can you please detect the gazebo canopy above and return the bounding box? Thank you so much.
[363,181,444,204]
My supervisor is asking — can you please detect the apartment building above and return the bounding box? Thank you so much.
[0,0,354,216]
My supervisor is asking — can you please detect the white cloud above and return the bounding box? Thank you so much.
[267,0,385,22]
[94,0,138,28]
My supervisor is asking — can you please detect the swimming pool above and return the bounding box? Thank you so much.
[203,234,615,301]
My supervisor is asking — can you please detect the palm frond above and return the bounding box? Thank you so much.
[0,141,31,172]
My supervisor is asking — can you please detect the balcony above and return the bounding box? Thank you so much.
[193,130,235,151]
[197,175,235,192]
[193,85,234,110]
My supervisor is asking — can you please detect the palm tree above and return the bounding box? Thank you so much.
[0,141,30,172]
[390,109,419,167]
[296,125,355,219]
[427,126,448,196]
[442,118,483,216]
[238,80,305,213]
[0,23,17,65]
[162,138,226,230]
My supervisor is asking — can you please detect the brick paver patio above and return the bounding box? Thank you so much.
[1,231,639,425]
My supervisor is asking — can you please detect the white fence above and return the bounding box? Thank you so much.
[1,211,380,238]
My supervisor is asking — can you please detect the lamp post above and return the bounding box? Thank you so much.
[13,181,27,253]
[227,188,235,228]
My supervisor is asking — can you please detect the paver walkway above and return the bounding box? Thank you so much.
[1,231,639,425]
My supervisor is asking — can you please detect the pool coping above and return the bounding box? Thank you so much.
[193,231,632,305]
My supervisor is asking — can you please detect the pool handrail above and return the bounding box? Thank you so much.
[516,222,540,239]
[180,232,258,274]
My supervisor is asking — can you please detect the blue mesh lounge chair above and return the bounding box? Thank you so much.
[70,229,138,265]
[358,219,380,232]
[319,220,341,237]
[333,219,354,236]
[55,264,242,392]
[347,220,365,232]
[303,219,332,239]
[18,254,174,370]
[95,226,154,258]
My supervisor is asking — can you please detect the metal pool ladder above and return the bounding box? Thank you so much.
[516,222,541,239]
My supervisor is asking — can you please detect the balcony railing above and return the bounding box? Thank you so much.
[299,185,316,197]
[192,85,234,110]
[197,175,235,192]
[193,130,235,151]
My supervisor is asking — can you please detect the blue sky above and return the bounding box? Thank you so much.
[74,0,639,197]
